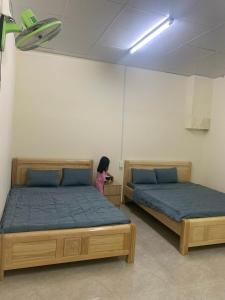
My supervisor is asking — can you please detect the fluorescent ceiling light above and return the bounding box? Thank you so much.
[130,16,174,54]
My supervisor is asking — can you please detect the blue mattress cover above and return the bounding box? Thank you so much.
[128,182,194,190]
[1,186,130,233]
[132,183,225,222]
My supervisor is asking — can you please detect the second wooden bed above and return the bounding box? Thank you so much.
[123,160,225,255]
[0,158,136,281]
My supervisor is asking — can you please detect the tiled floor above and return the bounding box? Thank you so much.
[1,203,225,300]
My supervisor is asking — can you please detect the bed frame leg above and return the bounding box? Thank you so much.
[127,224,136,263]
[0,235,4,281]
[179,220,190,256]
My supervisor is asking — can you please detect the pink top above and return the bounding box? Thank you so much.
[96,171,107,194]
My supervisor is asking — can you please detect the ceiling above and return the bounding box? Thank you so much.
[10,0,225,78]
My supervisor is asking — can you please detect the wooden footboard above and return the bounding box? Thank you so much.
[0,224,136,280]
[180,217,225,255]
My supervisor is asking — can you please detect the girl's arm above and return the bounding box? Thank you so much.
[106,172,114,182]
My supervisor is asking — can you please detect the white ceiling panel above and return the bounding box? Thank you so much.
[157,45,214,76]
[107,0,128,4]
[195,53,225,78]
[88,44,126,64]
[127,0,198,18]
[64,0,123,23]
[120,50,164,71]
[99,7,165,49]
[121,45,214,76]
[10,0,225,78]
[169,0,198,18]
[45,0,124,54]
[37,46,87,59]
[43,18,101,55]
[11,0,67,22]
[180,0,225,29]
[127,0,172,15]
[189,24,225,53]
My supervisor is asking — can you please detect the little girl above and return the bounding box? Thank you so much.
[96,156,113,194]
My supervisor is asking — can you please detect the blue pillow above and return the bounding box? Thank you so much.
[132,168,157,184]
[62,168,91,186]
[155,168,178,184]
[26,169,61,187]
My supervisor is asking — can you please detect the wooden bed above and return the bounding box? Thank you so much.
[0,159,136,280]
[123,160,225,255]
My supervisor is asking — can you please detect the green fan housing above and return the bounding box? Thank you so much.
[0,9,62,51]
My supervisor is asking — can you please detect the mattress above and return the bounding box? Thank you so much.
[1,186,130,233]
[128,182,195,190]
[132,183,225,222]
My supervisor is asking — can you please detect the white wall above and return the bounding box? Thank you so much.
[13,51,206,183]
[13,51,124,181]
[198,77,225,192]
[0,0,16,217]
[123,67,206,182]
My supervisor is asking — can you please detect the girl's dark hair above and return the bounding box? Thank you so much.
[97,156,110,173]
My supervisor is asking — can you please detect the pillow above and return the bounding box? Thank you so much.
[132,168,157,184]
[26,169,61,187]
[62,168,91,186]
[155,168,178,184]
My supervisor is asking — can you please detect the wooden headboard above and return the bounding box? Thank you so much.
[123,160,192,188]
[12,158,93,186]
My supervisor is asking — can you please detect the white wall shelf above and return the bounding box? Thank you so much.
[185,76,213,130]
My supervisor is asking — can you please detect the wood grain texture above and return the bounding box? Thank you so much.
[11,158,93,186]
[104,183,122,207]
[180,220,190,255]
[64,238,81,257]
[1,224,136,278]
[104,184,121,196]
[3,224,134,270]
[139,204,181,235]
[123,186,134,203]
[127,223,136,263]
[188,217,225,247]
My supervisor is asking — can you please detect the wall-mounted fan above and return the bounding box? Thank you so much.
[0,8,62,51]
